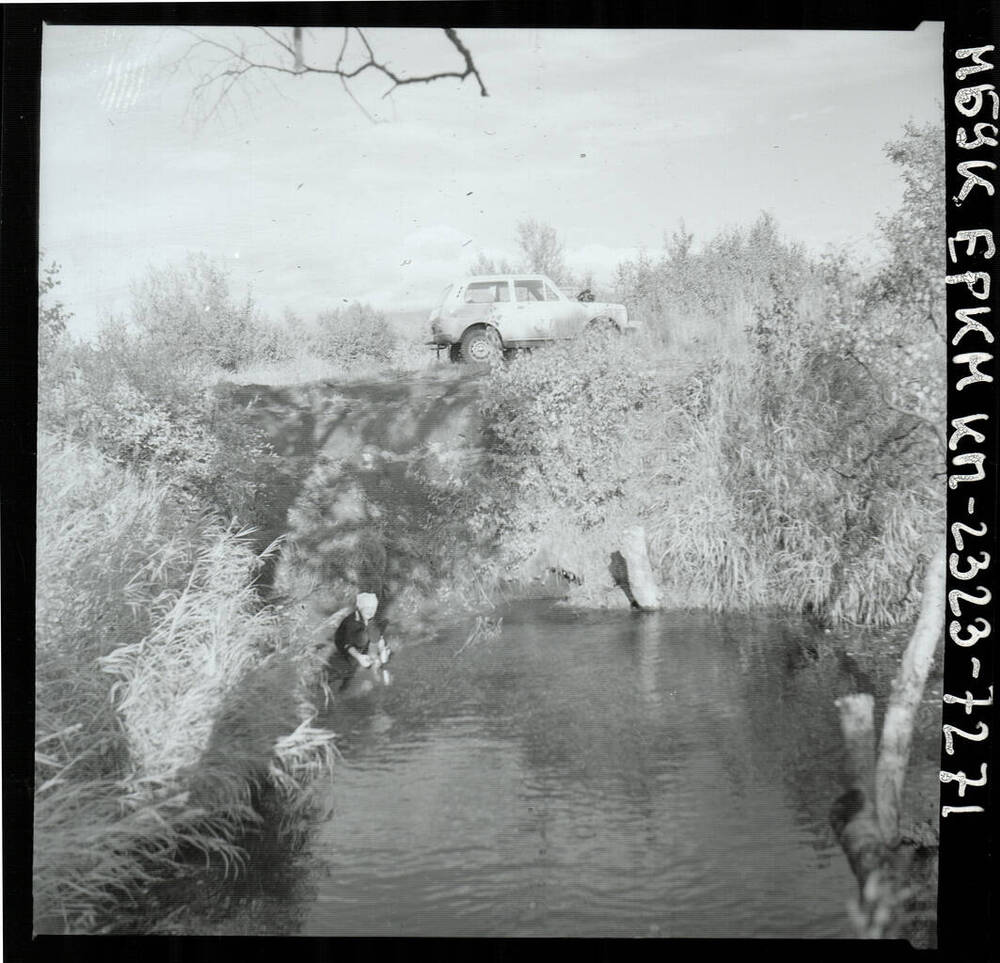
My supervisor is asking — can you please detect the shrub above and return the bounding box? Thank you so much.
[613,213,815,353]
[471,332,658,584]
[649,338,940,624]
[314,301,397,367]
[38,257,72,368]
[131,253,266,372]
[645,126,944,624]
[39,313,279,521]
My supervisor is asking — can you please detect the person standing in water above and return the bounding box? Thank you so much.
[334,592,392,675]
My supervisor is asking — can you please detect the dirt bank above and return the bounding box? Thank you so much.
[218,365,493,618]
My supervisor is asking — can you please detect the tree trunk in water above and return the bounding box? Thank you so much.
[832,693,897,937]
[874,544,946,847]
[830,543,945,937]
[832,694,886,883]
[617,526,660,610]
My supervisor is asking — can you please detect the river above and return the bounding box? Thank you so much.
[291,602,858,938]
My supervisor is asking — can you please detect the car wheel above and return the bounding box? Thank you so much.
[448,344,462,363]
[460,326,503,363]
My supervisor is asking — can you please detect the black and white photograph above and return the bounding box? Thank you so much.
[20,6,989,948]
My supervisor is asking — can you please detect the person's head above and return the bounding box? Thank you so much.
[356,592,378,621]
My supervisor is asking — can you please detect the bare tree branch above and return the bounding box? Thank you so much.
[180,25,487,121]
[843,347,945,453]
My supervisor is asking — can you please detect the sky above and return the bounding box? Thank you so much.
[39,23,944,338]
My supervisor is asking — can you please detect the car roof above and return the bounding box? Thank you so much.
[459,274,553,283]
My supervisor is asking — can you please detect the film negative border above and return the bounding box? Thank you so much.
[941,6,999,953]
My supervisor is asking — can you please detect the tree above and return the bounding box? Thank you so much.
[467,251,517,276]
[872,120,946,336]
[38,258,72,369]
[829,120,946,452]
[515,219,568,284]
[130,253,262,371]
[180,26,486,120]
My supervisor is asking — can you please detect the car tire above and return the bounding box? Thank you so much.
[460,325,503,363]
[448,344,462,363]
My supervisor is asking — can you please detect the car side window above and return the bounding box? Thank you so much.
[465,281,507,304]
[515,279,546,302]
[543,282,563,301]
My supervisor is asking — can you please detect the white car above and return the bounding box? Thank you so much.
[428,274,635,362]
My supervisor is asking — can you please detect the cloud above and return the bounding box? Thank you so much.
[399,224,474,261]
[568,243,647,281]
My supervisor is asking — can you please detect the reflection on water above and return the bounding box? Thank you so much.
[299,605,857,937]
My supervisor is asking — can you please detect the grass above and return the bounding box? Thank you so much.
[34,431,337,933]
[641,329,941,625]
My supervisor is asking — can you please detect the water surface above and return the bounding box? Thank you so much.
[300,605,856,938]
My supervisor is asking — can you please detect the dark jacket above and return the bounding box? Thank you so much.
[334,610,388,659]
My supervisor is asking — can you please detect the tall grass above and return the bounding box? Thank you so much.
[646,346,940,624]
[35,432,335,933]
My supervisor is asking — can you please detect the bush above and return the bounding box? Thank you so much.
[314,301,397,367]
[470,332,658,587]
[131,253,268,372]
[39,258,72,368]
[468,125,944,622]
[39,313,279,521]
[613,213,815,353]
[644,124,945,624]
[650,333,940,624]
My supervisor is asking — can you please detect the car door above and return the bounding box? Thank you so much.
[452,279,512,334]
[541,279,589,338]
[510,278,554,340]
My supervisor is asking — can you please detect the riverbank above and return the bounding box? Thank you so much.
[32,432,339,935]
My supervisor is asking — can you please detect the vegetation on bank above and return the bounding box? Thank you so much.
[35,263,373,932]
[470,121,944,626]
[34,432,335,933]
